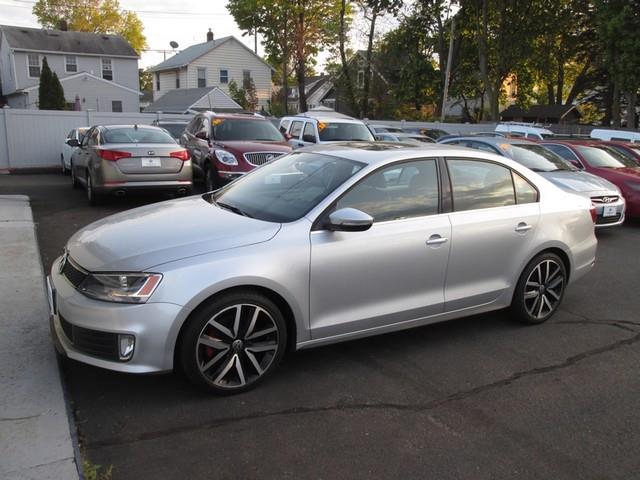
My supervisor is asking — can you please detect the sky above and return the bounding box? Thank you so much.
[1,0,267,68]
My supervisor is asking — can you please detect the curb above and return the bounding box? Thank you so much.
[0,195,81,479]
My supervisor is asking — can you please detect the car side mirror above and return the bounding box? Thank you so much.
[569,159,583,169]
[326,208,373,232]
[283,132,292,141]
[67,138,80,147]
[302,133,316,144]
[195,130,209,141]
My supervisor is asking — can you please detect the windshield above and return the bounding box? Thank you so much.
[576,146,636,168]
[598,146,639,167]
[102,127,176,144]
[212,118,284,142]
[212,152,365,222]
[507,144,576,172]
[318,122,374,142]
[160,123,187,140]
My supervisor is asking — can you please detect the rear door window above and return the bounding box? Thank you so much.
[303,122,317,143]
[447,159,516,211]
[290,121,304,139]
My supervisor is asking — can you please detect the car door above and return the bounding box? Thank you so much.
[184,116,209,176]
[300,121,318,147]
[73,127,94,182]
[443,157,540,311]
[288,121,305,149]
[63,129,74,167]
[309,158,451,339]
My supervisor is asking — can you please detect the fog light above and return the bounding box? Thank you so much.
[118,334,135,361]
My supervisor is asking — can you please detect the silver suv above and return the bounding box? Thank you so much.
[279,111,374,149]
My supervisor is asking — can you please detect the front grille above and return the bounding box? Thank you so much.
[596,213,622,225]
[61,257,88,288]
[59,316,119,361]
[243,152,285,167]
[591,195,620,204]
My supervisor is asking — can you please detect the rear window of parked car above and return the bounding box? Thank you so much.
[102,128,176,144]
[318,122,374,142]
[211,118,284,142]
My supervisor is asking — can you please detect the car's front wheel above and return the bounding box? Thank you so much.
[179,291,287,394]
[70,162,79,188]
[205,164,222,192]
[511,252,567,324]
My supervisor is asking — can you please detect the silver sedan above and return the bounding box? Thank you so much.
[48,143,597,394]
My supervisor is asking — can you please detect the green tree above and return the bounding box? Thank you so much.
[32,0,147,53]
[38,57,66,110]
[139,68,152,92]
[228,79,249,109]
[245,79,259,111]
[50,72,67,109]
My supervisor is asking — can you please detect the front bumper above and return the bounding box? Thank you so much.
[48,256,185,373]
[593,199,626,228]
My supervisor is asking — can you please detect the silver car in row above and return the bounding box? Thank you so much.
[48,143,597,394]
[69,125,193,205]
[438,137,626,227]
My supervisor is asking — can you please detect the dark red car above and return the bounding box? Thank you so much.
[181,112,292,190]
[540,140,640,218]
[596,141,640,166]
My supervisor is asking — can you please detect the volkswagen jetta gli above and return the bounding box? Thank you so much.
[48,143,597,394]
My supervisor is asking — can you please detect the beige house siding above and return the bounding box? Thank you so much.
[153,38,272,110]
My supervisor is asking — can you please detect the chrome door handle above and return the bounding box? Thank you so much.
[515,222,532,233]
[426,235,448,246]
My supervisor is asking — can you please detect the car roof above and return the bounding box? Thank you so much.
[99,124,163,131]
[441,136,536,146]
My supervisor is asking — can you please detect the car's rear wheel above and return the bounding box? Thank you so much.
[511,252,566,324]
[86,172,101,206]
[179,291,287,394]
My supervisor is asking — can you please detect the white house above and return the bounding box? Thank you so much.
[150,29,273,110]
[0,24,141,111]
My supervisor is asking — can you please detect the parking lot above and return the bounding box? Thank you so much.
[2,173,640,480]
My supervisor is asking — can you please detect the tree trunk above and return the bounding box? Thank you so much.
[564,60,591,106]
[339,0,357,113]
[477,0,498,121]
[555,63,564,105]
[547,82,555,105]
[612,82,621,128]
[360,9,377,119]
[282,15,289,115]
[295,4,307,113]
[626,90,637,129]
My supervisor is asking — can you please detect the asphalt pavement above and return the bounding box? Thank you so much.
[1,173,639,480]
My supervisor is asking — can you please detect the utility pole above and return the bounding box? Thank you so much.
[440,16,455,123]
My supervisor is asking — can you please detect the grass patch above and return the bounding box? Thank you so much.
[83,460,113,480]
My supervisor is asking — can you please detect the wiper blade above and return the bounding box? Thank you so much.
[216,201,253,218]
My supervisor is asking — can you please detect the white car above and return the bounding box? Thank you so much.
[495,122,554,140]
[279,111,374,149]
[590,128,640,143]
[61,127,89,174]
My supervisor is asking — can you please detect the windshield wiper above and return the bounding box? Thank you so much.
[216,201,253,218]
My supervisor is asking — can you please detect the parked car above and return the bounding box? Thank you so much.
[151,119,190,141]
[593,141,640,166]
[540,140,640,219]
[182,112,291,191]
[590,128,640,143]
[69,125,193,205]
[61,127,89,174]
[279,111,374,149]
[438,132,505,142]
[368,124,404,133]
[439,137,626,227]
[48,142,597,394]
[401,127,449,140]
[495,122,554,140]
[375,132,435,143]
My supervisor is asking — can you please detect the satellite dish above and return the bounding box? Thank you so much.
[169,41,179,49]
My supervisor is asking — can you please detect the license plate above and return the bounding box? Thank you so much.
[603,205,617,217]
[141,157,161,168]
[46,276,57,316]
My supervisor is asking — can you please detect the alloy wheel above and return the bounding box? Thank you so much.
[523,259,565,320]
[195,304,279,389]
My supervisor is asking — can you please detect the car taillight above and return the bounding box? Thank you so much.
[589,204,597,223]
[169,150,190,161]
[97,149,132,161]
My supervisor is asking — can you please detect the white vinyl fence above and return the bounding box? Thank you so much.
[0,108,193,171]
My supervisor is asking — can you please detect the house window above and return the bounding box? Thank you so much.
[111,100,123,112]
[357,70,365,88]
[176,72,180,89]
[27,54,40,78]
[102,58,113,80]
[219,69,228,84]
[197,68,206,88]
[155,73,160,91]
[243,70,251,89]
[65,56,77,73]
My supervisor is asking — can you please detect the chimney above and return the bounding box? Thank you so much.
[206,29,214,42]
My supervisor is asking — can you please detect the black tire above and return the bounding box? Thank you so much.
[204,163,222,192]
[86,172,102,206]
[179,291,287,395]
[70,162,79,188]
[61,155,67,175]
[510,252,567,324]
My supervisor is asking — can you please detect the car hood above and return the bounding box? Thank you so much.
[66,196,281,272]
[213,141,291,153]
[591,166,640,182]
[541,170,619,194]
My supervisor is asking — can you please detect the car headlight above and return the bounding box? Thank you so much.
[624,181,640,192]
[214,149,238,166]
[78,273,162,304]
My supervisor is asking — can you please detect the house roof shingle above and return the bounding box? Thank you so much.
[0,25,138,57]
[143,87,242,114]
